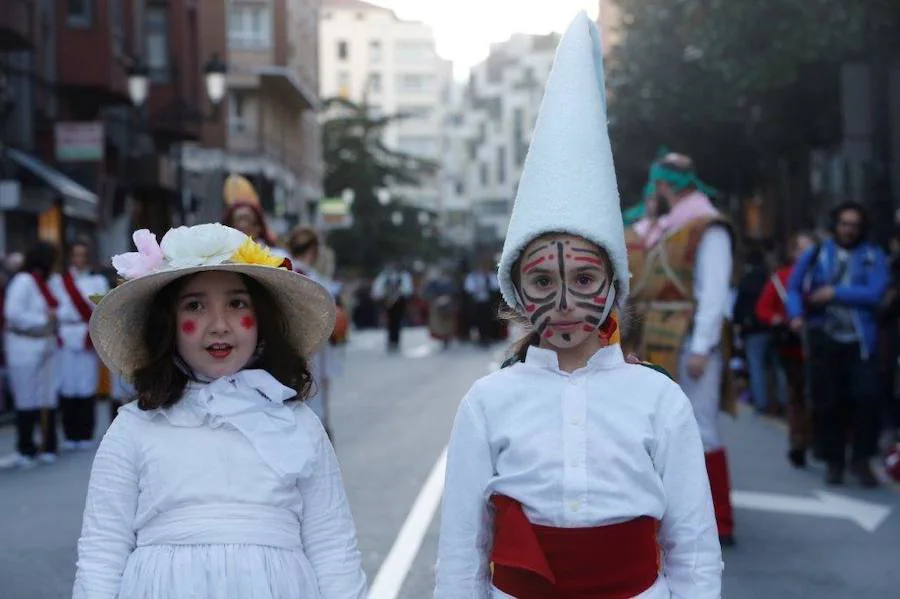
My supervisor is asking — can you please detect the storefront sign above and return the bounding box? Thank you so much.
[55,122,105,162]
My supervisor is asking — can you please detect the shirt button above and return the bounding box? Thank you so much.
[571,418,580,426]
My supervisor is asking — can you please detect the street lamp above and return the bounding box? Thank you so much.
[376,188,391,206]
[126,52,227,225]
[391,210,403,226]
[341,188,356,206]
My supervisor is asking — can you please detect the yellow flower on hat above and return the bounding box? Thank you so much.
[231,238,285,268]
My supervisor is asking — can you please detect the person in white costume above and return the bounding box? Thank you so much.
[434,13,722,599]
[49,240,109,449]
[73,224,367,599]
[2,241,61,469]
[287,225,344,438]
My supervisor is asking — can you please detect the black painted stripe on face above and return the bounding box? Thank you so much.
[568,277,611,300]
[525,244,551,259]
[521,287,556,303]
[585,315,601,325]
[561,333,571,341]
[529,302,555,326]
[574,301,606,314]
[557,242,567,310]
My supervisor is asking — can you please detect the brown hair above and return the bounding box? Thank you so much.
[287,226,320,259]
[132,273,314,410]
[501,235,619,365]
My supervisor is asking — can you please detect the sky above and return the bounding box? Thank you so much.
[369,1,601,78]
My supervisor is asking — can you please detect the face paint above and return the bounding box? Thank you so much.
[241,316,257,330]
[518,234,614,350]
[181,320,197,335]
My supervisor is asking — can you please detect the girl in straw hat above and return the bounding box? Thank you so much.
[73,223,366,598]
[434,13,721,599]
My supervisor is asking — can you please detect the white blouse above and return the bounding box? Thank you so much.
[49,269,109,350]
[73,369,367,599]
[434,344,722,598]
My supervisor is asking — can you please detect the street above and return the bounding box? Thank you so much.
[1,327,898,599]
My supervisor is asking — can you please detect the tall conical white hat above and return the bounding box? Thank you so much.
[498,12,628,313]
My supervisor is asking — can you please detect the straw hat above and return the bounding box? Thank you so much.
[497,12,628,314]
[90,223,335,381]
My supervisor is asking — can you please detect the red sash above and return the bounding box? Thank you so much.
[62,271,94,349]
[490,495,660,599]
[30,272,61,347]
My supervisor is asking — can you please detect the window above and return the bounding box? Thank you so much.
[480,162,489,186]
[397,104,431,120]
[395,40,432,63]
[397,136,437,158]
[67,0,92,27]
[497,146,507,184]
[228,5,272,49]
[397,73,433,93]
[145,6,169,82]
[369,40,382,64]
[369,72,382,94]
[110,0,124,54]
[229,92,246,133]
[337,71,350,98]
[337,40,349,60]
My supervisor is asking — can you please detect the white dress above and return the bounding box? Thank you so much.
[434,344,723,598]
[73,369,367,599]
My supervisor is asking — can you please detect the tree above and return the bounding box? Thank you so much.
[321,98,441,275]
[605,0,899,208]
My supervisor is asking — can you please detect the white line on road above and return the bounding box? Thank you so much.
[403,344,437,359]
[732,489,892,532]
[368,448,447,599]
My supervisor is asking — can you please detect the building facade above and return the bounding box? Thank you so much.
[182,0,324,238]
[442,33,558,251]
[318,0,451,212]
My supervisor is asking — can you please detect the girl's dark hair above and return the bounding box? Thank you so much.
[132,272,314,410]
[23,241,59,278]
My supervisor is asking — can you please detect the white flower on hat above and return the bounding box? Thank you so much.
[160,223,247,269]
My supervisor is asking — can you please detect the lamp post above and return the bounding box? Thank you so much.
[127,53,227,225]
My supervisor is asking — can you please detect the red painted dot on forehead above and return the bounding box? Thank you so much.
[241,316,257,330]
[181,320,197,334]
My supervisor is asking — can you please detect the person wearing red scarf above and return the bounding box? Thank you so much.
[0,242,60,469]
[49,240,109,449]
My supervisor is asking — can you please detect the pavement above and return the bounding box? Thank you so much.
[1,326,898,598]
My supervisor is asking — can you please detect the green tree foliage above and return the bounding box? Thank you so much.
[605,0,899,203]
[321,98,442,275]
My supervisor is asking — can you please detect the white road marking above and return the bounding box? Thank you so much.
[368,448,447,599]
[731,489,892,532]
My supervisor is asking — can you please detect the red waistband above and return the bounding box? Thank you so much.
[490,495,660,599]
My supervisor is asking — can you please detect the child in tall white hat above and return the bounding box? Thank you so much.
[73,223,366,598]
[434,13,722,598]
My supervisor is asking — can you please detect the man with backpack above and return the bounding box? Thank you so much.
[787,202,888,487]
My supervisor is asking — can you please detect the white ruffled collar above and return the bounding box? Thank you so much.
[120,369,315,479]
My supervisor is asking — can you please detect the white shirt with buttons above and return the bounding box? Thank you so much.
[434,343,723,599]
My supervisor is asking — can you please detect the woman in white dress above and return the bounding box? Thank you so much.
[73,224,366,598]
[2,241,60,468]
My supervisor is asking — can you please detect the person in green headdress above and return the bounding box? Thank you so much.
[624,151,738,547]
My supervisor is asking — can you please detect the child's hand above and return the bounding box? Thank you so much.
[686,353,708,379]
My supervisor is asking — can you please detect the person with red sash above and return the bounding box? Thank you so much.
[50,240,109,448]
[434,13,722,599]
[0,241,61,469]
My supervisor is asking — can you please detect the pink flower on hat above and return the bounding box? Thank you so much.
[111,229,165,279]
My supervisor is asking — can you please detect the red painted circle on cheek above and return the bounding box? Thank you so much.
[525,304,537,313]
[241,316,257,330]
[542,329,554,339]
[593,296,607,305]
[181,320,197,335]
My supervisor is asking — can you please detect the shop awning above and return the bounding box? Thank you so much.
[5,147,99,221]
